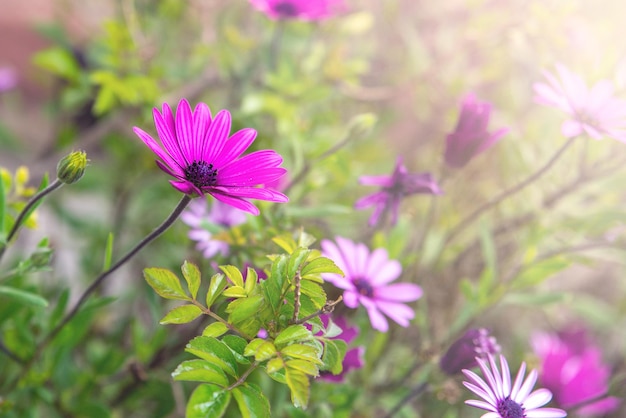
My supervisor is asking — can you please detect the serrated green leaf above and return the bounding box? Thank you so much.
[272,234,297,254]
[220,265,244,288]
[267,358,284,374]
[274,325,312,349]
[0,286,48,307]
[182,261,201,300]
[186,336,239,377]
[102,233,114,271]
[301,257,344,279]
[227,295,263,324]
[287,247,310,280]
[160,304,203,324]
[232,383,271,418]
[286,359,319,377]
[186,384,231,418]
[244,338,265,356]
[264,255,287,313]
[285,367,310,409]
[222,335,251,365]
[172,360,229,386]
[281,344,323,365]
[144,268,189,301]
[299,280,326,308]
[296,230,316,248]
[223,286,247,298]
[206,273,227,308]
[254,341,277,362]
[244,267,257,294]
[322,339,347,374]
[202,322,229,338]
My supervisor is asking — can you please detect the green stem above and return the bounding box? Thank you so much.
[383,382,429,418]
[0,179,64,261]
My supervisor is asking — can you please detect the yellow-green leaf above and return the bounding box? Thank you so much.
[160,304,203,324]
[182,261,201,300]
[144,268,190,301]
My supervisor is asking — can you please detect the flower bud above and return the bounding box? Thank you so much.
[440,328,500,375]
[56,151,87,184]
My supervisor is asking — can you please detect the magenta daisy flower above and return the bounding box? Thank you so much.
[134,99,288,215]
[249,0,346,21]
[463,354,567,418]
[534,64,626,142]
[445,93,509,168]
[321,236,423,333]
[354,157,442,227]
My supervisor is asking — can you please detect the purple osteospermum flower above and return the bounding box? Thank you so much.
[463,354,567,418]
[134,99,288,215]
[315,314,365,383]
[0,67,17,93]
[534,64,626,142]
[321,236,423,333]
[181,198,248,258]
[440,328,501,376]
[354,157,442,227]
[445,93,509,168]
[249,0,346,21]
[532,327,620,416]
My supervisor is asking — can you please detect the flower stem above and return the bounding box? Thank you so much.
[0,179,64,261]
[33,195,192,359]
[441,136,577,251]
[383,382,429,418]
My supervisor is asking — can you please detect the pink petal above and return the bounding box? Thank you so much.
[203,110,232,163]
[374,300,415,327]
[209,192,259,215]
[154,103,187,166]
[374,283,422,302]
[214,128,257,166]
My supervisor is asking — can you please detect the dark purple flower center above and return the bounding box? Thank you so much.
[353,278,374,297]
[574,109,601,131]
[497,397,525,418]
[185,161,218,188]
[273,1,298,17]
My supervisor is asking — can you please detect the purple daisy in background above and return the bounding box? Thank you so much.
[463,354,567,418]
[444,93,509,168]
[439,328,501,376]
[249,0,346,21]
[309,314,364,383]
[181,198,248,258]
[134,99,288,215]
[320,236,423,333]
[534,64,626,142]
[355,157,442,227]
[0,66,17,93]
[532,327,620,416]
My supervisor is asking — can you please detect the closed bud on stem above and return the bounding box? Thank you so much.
[56,151,88,185]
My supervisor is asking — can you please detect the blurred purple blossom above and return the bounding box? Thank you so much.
[534,64,626,142]
[312,314,364,383]
[439,328,500,375]
[0,67,17,93]
[181,198,247,258]
[355,157,442,227]
[444,93,509,168]
[532,326,620,416]
[249,0,346,21]
[134,99,288,214]
[463,354,567,418]
[321,236,423,332]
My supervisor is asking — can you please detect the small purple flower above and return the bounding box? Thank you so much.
[354,157,442,227]
[532,327,620,416]
[534,64,626,142]
[439,328,501,375]
[445,93,509,168]
[311,315,364,383]
[463,354,567,418]
[134,99,288,214]
[321,236,423,333]
[181,198,248,258]
[0,67,17,93]
[249,0,346,21]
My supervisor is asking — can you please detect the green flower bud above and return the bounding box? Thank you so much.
[56,151,87,184]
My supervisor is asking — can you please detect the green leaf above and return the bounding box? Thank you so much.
[144,268,190,301]
[186,384,231,418]
[254,341,277,362]
[232,383,271,418]
[286,359,319,377]
[285,367,310,409]
[301,257,344,279]
[244,338,265,356]
[220,265,244,288]
[272,233,297,254]
[223,286,247,298]
[244,267,257,294]
[287,247,310,279]
[266,358,283,374]
[322,339,347,374]
[299,280,326,309]
[182,261,201,300]
[0,286,48,307]
[281,344,323,365]
[186,336,239,377]
[172,360,229,387]
[0,172,5,235]
[227,295,263,325]
[32,47,80,81]
[222,335,251,365]
[159,304,203,324]
[202,322,229,338]
[102,233,114,271]
[274,325,312,349]
[206,273,227,308]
